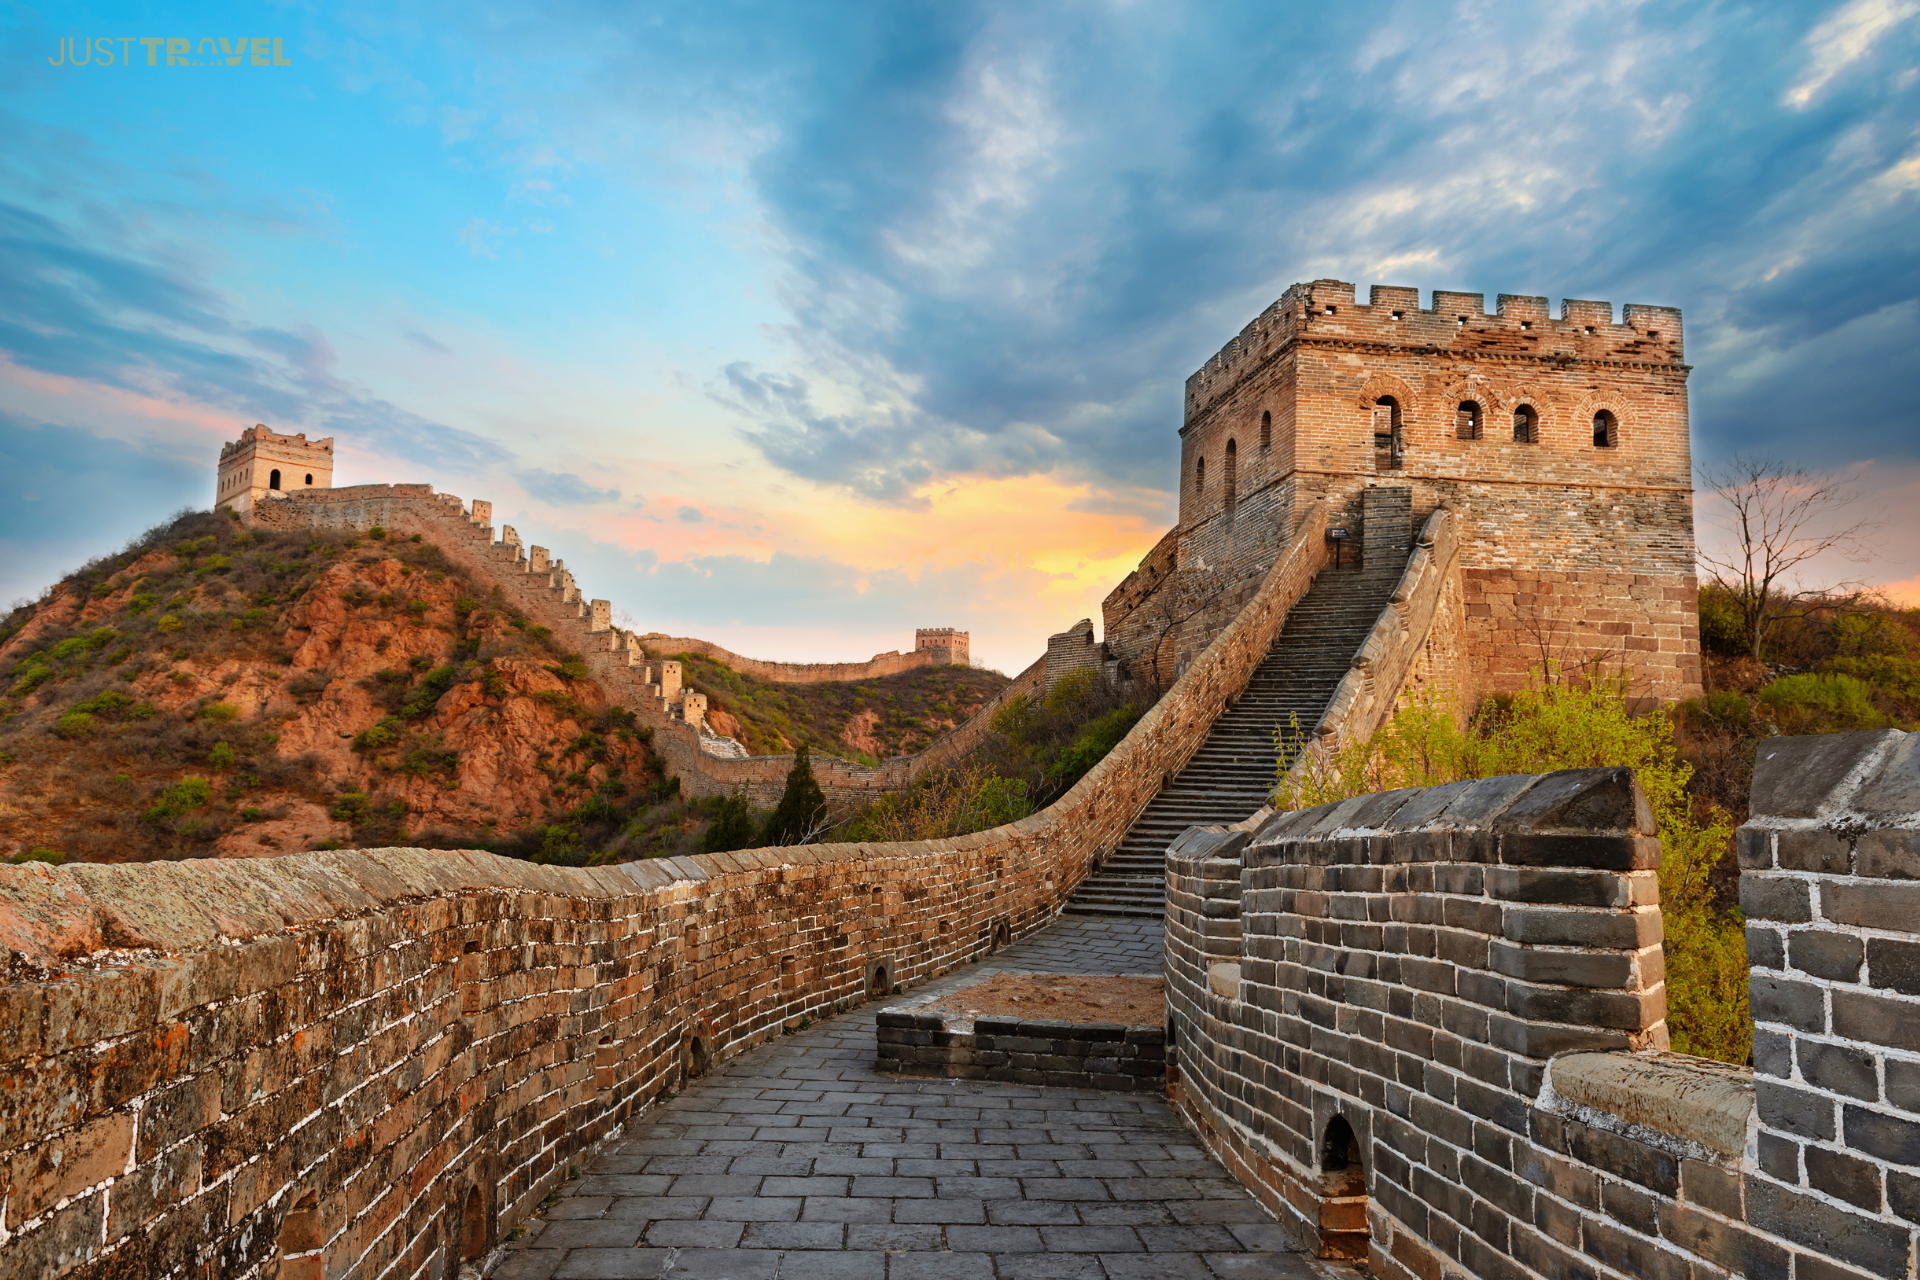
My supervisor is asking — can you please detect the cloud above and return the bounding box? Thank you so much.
[522,468,621,505]
[457,217,514,258]
[404,328,451,354]
[0,409,204,544]
[0,200,511,475]
[1784,0,1919,107]
[677,505,705,522]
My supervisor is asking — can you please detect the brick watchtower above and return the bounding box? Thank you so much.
[216,424,334,516]
[914,628,970,666]
[1105,280,1701,702]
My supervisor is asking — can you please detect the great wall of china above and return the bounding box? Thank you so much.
[3,281,1915,1280]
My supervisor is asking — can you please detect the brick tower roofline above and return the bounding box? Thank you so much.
[1183,280,1684,427]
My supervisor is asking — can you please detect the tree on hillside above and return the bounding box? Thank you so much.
[1696,454,1879,661]
[761,743,828,846]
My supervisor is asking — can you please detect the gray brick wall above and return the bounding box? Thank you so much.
[1167,748,1920,1279]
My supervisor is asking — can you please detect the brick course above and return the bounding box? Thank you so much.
[1167,735,1920,1279]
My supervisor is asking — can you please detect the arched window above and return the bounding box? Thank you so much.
[1456,401,1483,441]
[305,473,313,484]
[269,468,281,490]
[1592,410,1618,448]
[1195,455,1205,493]
[1260,410,1272,452]
[1224,439,1238,521]
[1372,398,1402,472]
[1512,405,1538,444]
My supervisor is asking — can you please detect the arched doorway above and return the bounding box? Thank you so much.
[1318,1115,1369,1260]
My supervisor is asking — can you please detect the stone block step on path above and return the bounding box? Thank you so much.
[489,917,1335,1279]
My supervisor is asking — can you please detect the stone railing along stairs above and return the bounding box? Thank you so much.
[1063,562,1406,918]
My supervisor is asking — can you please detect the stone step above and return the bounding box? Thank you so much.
[1062,554,1407,919]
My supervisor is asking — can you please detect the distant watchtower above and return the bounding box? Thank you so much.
[216,424,334,515]
[914,628,970,666]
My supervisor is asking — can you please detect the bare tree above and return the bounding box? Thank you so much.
[1695,454,1879,662]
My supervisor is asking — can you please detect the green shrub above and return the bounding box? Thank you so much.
[406,599,431,616]
[53,711,98,739]
[1044,703,1142,789]
[548,654,590,682]
[368,526,387,540]
[201,703,240,724]
[1756,673,1886,734]
[7,848,64,866]
[145,778,213,823]
[397,666,458,719]
[329,792,371,824]
[128,593,159,614]
[533,824,587,865]
[209,742,237,771]
[400,745,459,778]
[354,718,401,751]
[157,615,184,633]
[1279,674,1748,1064]
[50,629,116,661]
[9,660,54,695]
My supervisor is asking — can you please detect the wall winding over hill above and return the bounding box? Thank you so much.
[635,634,951,684]
[1167,736,1920,1280]
[248,486,1032,805]
[0,495,1341,1278]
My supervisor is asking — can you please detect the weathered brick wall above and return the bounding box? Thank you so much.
[0,835,1092,1279]
[1740,729,1920,1277]
[1112,279,1702,703]
[1168,743,1920,1280]
[0,485,1357,1279]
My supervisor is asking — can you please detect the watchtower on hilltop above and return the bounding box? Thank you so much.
[914,628,970,666]
[216,424,334,515]
[1104,279,1700,702]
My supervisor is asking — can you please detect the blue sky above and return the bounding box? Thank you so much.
[3,0,1918,670]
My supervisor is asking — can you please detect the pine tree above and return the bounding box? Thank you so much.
[700,793,755,854]
[761,743,828,846]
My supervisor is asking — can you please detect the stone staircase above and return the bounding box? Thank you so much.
[1062,561,1405,918]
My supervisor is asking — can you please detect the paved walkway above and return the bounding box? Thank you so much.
[491,917,1319,1280]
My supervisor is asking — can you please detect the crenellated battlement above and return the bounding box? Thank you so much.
[1184,280,1685,419]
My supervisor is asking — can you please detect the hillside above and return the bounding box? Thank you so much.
[666,649,1010,762]
[0,509,675,864]
[1680,586,1920,831]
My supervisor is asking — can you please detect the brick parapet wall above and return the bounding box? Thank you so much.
[1738,729,1920,1277]
[1167,747,1920,1279]
[635,635,954,684]
[0,833,1086,1279]
[0,496,1350,1279]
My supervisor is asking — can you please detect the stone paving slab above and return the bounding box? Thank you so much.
[491,915,1328,1279]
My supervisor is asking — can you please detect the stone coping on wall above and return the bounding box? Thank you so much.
[1538,1050,1755,1165]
